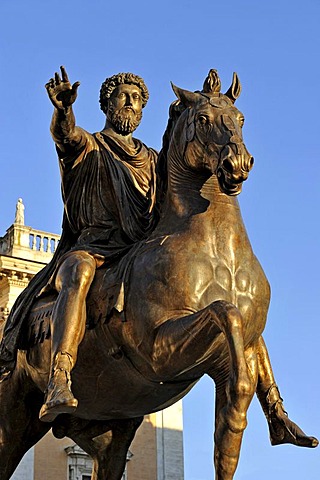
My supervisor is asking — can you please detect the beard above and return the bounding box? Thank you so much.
[108,107,142,135]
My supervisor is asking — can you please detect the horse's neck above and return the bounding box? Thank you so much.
[160,173,244,231]
[161,145,213,219]
[155,173,252,270]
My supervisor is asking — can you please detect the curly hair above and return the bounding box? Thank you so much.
[99,73,149,114]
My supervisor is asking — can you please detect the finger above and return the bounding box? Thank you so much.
[45,78,55,90]
[60,66,69,83]
[55,72,61,85]
[71,81,81,94]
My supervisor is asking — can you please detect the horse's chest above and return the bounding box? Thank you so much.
[208,254,270,334]
[180,231,270,325]
[201,220,269,303]
[214,262,255,296]
[212,257,262,297]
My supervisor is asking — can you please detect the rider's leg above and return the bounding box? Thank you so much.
[256,335,318,447]
[39,251,97,422]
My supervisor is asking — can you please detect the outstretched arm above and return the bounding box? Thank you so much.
[45,66,82,150]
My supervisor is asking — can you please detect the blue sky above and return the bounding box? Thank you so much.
[1,1,319,478]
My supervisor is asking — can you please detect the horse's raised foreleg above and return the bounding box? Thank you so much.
[52,415,143,480]
[256,336,318,448]
[152,300,256,479]
[152,300,250,382]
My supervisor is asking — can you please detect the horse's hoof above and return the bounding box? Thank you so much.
[269,408,318,448]
[39,398,78,423]
[271,431,319,448]
[271,427,319,448]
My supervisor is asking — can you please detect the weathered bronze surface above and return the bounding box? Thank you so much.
[0,68,318,479]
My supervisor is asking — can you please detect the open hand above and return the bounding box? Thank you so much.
[45,66,80,110]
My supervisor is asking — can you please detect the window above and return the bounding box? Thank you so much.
[66,443,132,480]
[65,444,93,480]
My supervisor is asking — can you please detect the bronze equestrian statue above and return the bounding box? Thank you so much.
[0,68,317,480]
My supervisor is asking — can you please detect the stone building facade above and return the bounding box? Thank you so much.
[0,200,184,480]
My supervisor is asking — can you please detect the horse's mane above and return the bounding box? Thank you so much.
[156,100,186,209]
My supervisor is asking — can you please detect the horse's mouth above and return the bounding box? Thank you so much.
[217,168,243,196]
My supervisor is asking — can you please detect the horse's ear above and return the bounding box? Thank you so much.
[225,72,241,103]
[171,82,200,107]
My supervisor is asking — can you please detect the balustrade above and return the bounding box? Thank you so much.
[29,230,60,254]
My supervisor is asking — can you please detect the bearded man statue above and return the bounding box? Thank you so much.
[0,67,159,422]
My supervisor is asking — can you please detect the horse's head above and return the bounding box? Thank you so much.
[171,69,254,195]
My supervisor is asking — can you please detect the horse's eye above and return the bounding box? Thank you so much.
[198,115,208,125]
[239,116,245,127]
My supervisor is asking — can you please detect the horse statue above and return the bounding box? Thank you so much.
[0,70,317,480]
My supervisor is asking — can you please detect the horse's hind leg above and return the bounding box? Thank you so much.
[52,416,143,480]
[0,376,50,479]
[207,303,258,480]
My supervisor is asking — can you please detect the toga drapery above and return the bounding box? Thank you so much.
[0,128,159,370]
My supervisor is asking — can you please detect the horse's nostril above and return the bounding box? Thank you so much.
[223,158,233,173]
[249,157,254,168]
